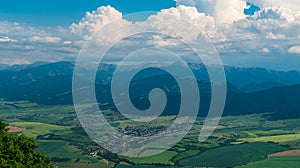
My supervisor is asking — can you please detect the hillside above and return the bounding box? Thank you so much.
[1,61,300,120]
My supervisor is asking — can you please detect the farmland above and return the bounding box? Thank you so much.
[1,100,300,167]
[178,142,288,167]
[268,150,300,157]
[237,156,300,168]
[123,151,177,165]
[10,122,72,138]
[234,134,300,148]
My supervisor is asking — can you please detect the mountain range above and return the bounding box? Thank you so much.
[1,61,300,120]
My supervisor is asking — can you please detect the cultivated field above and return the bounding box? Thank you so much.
[6,125,26,133]
[238,156,300,168]
[268,150,300,157]
[1,100,300,167]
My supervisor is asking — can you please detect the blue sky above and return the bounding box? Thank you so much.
[0,0,175,26]
[0,0,261,26]
[0,0,299,70]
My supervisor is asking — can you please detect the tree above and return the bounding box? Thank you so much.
[0,120,53,168]
[0,120,8,134]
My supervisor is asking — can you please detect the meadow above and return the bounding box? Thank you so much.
[1,100,300,167]
[178,142,288,167]
[237,156,300,168]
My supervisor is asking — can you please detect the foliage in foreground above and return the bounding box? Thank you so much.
[0,120,53,168]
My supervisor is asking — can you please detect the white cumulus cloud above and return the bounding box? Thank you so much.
[266,32,286,40]
[70,6,124,35]
[2,1,300,69]
[70,5,216,45]
[262,48,270,53]
[288,46,300,54]
[248,0,300,12]
[174,0,247,24]
[70,5,131,44]
[143,5,216,41]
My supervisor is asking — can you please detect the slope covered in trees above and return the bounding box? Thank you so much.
[0,120,53,168]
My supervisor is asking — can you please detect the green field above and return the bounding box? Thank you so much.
[37,140,98,162]
[237,156,300,168]
[124,151,177,165]
[179,142,288,167]
[10,122,72,138]
[2,100,300,167]
[57,162,113,168]
[171,150,199,163]
[235,133,300,148]
[116,165,180,168]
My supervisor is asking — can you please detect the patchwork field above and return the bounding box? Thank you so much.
[237,156,300,168]
[178,142,288,167]
[235,133,300,148]
[10,122,72,138]
[1,100,300,167]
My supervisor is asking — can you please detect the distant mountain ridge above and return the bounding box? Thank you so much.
[0,61,51,72]
[1,61,300,120]
[3,61,300,87]
[189,63,300,87]
[241,82,284,93]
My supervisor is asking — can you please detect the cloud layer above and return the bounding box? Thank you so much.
[174,0,247,24]
[1,1,300,70]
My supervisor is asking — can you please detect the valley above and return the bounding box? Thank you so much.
[1,61,300,167]
[1,100,300,167]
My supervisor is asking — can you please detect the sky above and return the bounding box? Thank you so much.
[0,0,176,26]
[0,0,300,70]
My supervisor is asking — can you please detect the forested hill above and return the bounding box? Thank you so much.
[1,61,300,120]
